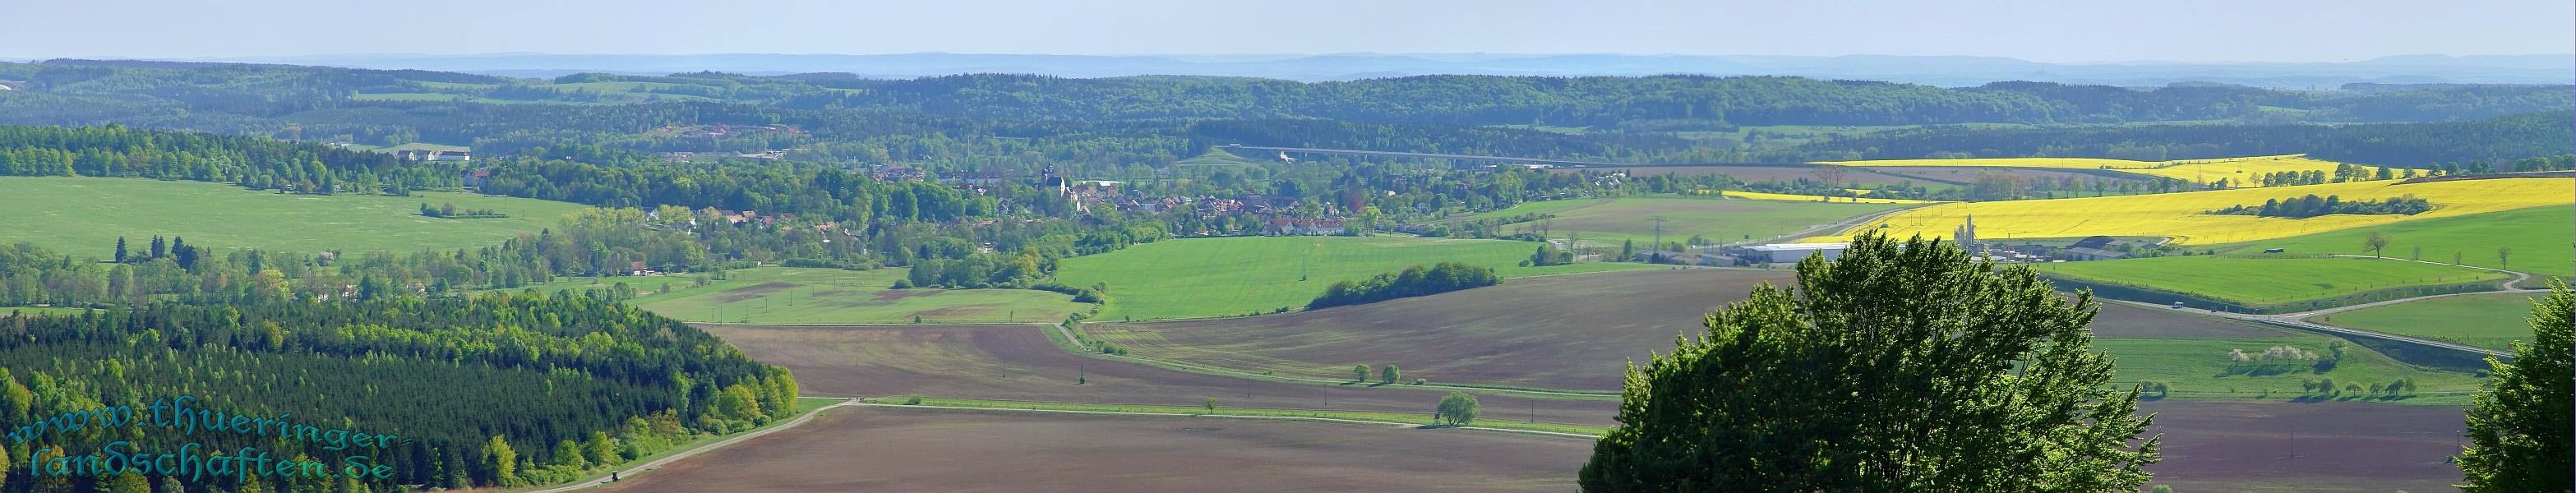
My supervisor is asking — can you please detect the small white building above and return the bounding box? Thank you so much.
[1739,242,1850,264]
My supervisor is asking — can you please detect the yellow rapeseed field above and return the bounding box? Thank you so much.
[2123,155,2386,187]
[1799,177,2574,245]
[1820,154,2387,188]
[1724,191,1944,204]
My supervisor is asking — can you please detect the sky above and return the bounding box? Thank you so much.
[7,0,2568,62]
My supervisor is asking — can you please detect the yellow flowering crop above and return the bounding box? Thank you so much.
[1799,177,2574,245]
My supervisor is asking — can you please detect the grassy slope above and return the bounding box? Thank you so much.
[0,177,589,254]
[1461,196,1906,246]
[2098,335,2483,405]
[2213,204,2574,280]
[1055,236,1655,320]
[2307,293,2546,351]
[603,267,1091,325]
[2031,256,2505,306]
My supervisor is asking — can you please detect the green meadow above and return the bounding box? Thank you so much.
[1055,236,1657,320]
[1459,196,1908,247]
[2030,256,2508,306]
[2307,293,2547,351]
[0,177,589,255]
[2097,335,2486,405]
[2214,204,2574,280]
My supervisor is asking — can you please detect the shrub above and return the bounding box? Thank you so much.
[903,394,922,405]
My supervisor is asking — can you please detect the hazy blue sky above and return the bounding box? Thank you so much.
[8,0,2566,62]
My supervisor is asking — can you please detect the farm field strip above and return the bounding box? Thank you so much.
[1804,177,2574,245]
[595,407,1594,492]
[0,177,592,253]
[859,397,1609,436]
[2304,293,2546,351]
[2030,256,2509,306]
[2210,204,2575,279]
[1055,236,1658,320]
[1720,191,1942,204]
[1457,196,1911,248]
[621,266,1089,325]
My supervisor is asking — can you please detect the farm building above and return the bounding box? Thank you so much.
[393,150,473,161]
[1733,243,1849,264]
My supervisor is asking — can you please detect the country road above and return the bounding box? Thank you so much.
[521,398,858,493]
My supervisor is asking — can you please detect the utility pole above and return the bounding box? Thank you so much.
[1649,215,1669,254]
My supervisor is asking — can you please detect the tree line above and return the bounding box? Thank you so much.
[1306,262,1502,310]
[2206,194,2433,219]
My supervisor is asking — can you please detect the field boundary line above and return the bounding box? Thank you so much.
[519,398,856,493]
[1041,322,1622,399]
[852,402,1602,440]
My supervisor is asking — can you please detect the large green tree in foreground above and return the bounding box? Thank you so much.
[1580,233,2158,491]
[2457,279,2572,492]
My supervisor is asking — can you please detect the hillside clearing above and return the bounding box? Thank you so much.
[0,177,590,254]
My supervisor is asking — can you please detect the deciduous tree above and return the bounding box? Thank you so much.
[1580,233,2158,491]
[2457,280,2571,491]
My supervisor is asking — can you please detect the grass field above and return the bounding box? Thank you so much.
[0,177,590,254]
[1459,196,1909,247]
[1719,191,1942,204]
[2030,256,2507,306]
[1806,177,2574,245]
[2214,204,2574,279]
[2307,293,2546,351]
[0,306,97,316]
[1054,236,1657,320]
[2097,335,2483,405]
[609,267,1091,324]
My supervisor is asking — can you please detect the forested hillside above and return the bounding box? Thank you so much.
[0,293,798,491]
[1804,110,2576,164]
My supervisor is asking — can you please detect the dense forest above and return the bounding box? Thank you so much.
[0,293,799,491]
[2,60,2570,173]
[1803,111,2576,164]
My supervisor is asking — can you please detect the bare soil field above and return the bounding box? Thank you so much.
[1092,269,1793,389]
[2138,400,2468,492]
[699,323,1623,426]
[601,408,1590,492]
[696,301,2468,491]
[1088,269,2285,391]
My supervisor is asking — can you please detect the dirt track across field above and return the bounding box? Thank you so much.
[600,406,1590,492]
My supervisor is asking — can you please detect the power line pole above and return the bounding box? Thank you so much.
[1649,215,1669,252]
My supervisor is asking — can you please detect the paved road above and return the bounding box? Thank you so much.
[522,399,858,493]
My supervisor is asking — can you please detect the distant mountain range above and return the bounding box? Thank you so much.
[139,53,2574,87]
